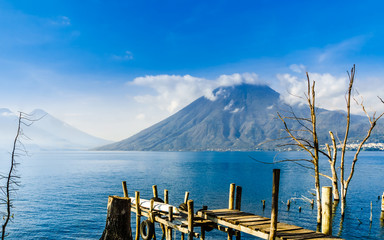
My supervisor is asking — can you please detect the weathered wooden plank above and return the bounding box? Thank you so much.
[223,215,268,221]
[198,210,270,239]
[197,209,343,240]
[231,217,270,225]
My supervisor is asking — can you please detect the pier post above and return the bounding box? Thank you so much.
[200,206,207,240]
[381,192,384,222]
[370,201,373,223]
[229,183,236,210]
[269,169,280,240]
[122,181,128,198]
[153,185,158,198]
[168,206,173,240]
[150,199,157,240]
[100,196,132,240]
[321,187,332,235]
[184,192,190,204]
[135,191,141,240]
[227,183,236,240]
[381,192,384,212]
[187,200,194,240]
[235,186,242,211]
[164,189,169,204]
[235,186,242,240]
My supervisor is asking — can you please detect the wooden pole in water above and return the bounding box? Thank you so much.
[269,169,280,240]
[153,185,158,198]
[370,201,373,223]
[122,181,128,198]
[184,192,190,204]
[164,189,169,204]
[135,191,141,240]
[287,200,290,211]
[200,206,207,240]
[187,200,194,240]
[381,192,384,222]
[150,199,157,240]
[168,206,173,240]
[235,186,242,211]
[100,196,132,240]
[381,192,384,212]
[321,186,332,235]
[262,200,266,210]
[235,186,242,240]
[227,183,236,240]
[229,183,236,210]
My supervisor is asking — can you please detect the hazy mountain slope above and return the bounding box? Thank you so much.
[97,84,287,151]
[97,84,382,151]
[0,109,111,150]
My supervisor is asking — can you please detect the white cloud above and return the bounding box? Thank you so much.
[318,36,368,63]
[130,73,262,114]
[278,71,348,110]
[136,113,146,120]
[277,66,384,115]
[112,51,134,61]
[289,64,306,73]
[50,16,71,26]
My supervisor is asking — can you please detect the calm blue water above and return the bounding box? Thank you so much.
[1,151,383,239]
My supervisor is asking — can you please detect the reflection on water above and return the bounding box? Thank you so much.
[0,150,383,239]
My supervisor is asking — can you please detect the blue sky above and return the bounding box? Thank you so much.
[1,0,384,140]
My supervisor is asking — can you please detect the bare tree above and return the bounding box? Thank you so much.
[277,73,322,225]
[336,66,383,216]
[1,112,36,239]
[277,65,383,223]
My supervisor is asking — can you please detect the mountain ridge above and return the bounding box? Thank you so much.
[0,109,112,151]
[97,83,384,151]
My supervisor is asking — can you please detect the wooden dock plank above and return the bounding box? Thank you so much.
[197,209,343,240]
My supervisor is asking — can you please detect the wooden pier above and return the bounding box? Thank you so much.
[197,209,339,240]
[100,169,343,240]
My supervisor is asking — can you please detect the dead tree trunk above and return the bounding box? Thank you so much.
[100,196,133,240]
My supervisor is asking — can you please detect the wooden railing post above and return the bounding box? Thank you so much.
[187,200,194,240]
[321,187,332,235]
[122,181,128,198]
[168,206,173,240]
[229,183,236,210]
[235,186,242,240]
[227,183,236,240]
[269,169,280,240]
[184,192,190,204]
[153,185,158,198]
[164,189,169,204]
[135,191,141,240]
[200,206,207,240]
[235,186,242,211]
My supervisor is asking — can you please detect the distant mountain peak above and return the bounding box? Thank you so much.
[97,83,384,151]
[0,108,112,150]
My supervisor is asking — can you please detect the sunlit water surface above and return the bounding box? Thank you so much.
[1,151,383,239]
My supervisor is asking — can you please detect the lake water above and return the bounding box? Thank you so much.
[1,151,384,239]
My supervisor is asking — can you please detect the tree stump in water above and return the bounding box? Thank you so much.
[100,196,133,240]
